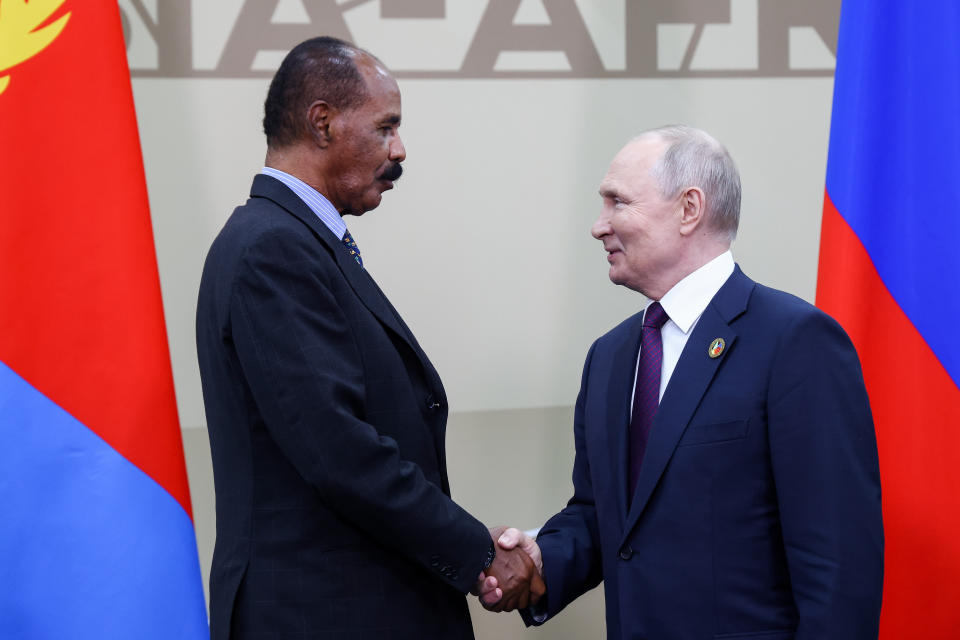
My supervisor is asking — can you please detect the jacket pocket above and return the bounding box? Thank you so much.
[679,419,749,446]
[714,629,793,639]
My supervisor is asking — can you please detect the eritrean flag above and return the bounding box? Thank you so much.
[817,0,960,636]
[0,1,207,637]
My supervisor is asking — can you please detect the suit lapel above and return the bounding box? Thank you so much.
[249,175,438,383]
[363,275,448,406]
[620,267,753,544]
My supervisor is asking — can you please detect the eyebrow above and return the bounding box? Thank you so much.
[379,114,401,126]
[598,185,620,199]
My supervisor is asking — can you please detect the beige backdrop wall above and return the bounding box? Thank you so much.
[125,1,839,637]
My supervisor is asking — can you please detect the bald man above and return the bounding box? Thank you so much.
[486,126,883,640]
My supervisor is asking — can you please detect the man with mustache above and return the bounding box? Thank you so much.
[196,37,542,639]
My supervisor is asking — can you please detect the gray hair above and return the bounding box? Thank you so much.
[641,125,741,240]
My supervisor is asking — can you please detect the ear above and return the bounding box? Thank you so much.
[306,100,333,148]
[678,186,706,236]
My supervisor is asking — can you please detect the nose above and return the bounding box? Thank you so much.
[591,210,611,240]
[389,134,406,163]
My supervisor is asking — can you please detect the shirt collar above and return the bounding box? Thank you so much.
[652,250,735,334]
[260,167,347,240]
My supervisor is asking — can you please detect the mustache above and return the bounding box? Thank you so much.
[379,162,403,181]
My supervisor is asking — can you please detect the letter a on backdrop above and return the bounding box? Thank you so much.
[817,0,960,636]
[0,1,208,637]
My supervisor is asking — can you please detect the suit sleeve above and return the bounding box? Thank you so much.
[767,309,883,639]
[228,227,490,593]
[523,341,604,625]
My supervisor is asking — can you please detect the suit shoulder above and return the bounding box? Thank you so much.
[219,197,313,245]
[749,283,828,321]
[210,198,336,264]
[199,197,341,304]
[745,282,850,342]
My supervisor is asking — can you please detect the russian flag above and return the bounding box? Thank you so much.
[817,0,960,636]
[0,2,207,637]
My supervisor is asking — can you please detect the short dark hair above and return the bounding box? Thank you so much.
[263,37,370,149]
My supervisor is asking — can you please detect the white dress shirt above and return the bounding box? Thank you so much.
[630,251,735,413]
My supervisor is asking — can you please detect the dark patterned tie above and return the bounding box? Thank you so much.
[341,230,362,267]
[629,301,669,501]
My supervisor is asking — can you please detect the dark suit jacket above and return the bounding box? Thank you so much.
[196,175,491,640]
[528,266,883,640]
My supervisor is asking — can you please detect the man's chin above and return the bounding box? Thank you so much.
[359,193,384,215]
[608,271,644,294]
[342,197,381,217]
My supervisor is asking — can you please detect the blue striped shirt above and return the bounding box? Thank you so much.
[260,167,347,241]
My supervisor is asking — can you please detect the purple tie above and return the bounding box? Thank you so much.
[629,301,669,501]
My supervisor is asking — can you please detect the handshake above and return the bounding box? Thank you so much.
[472,526,544,612]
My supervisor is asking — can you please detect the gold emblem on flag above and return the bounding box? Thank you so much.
[708,338,725,358]
[0,0,71,96]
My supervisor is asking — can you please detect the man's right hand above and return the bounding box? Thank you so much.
[479,527,545,612]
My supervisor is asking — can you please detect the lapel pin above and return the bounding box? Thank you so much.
[708,338,725,358]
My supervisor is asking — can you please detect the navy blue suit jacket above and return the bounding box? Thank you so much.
[530,267,883,639]
[196,175,490,640]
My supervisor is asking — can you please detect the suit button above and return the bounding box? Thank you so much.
[619,546,633,561]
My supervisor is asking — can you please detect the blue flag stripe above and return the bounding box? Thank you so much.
[0,361,208,639]
[824,0,960,386]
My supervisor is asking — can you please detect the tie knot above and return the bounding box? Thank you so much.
[643,301,669,329]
